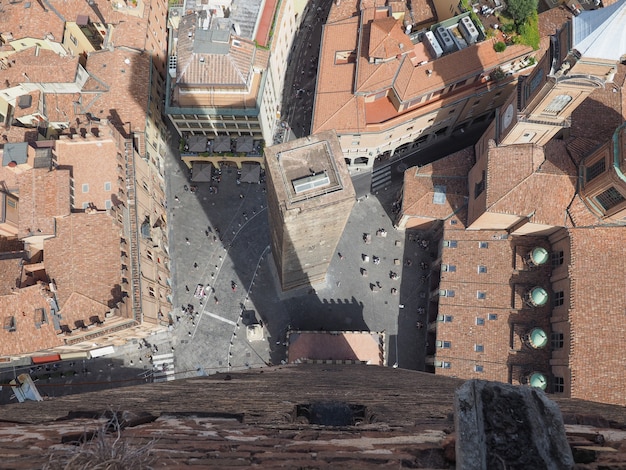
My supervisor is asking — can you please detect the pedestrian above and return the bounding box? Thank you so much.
[185,285,189,292]
[188,331,192,337]
[338,252,344,260]
[205,230,209,237]
[185,238,190,245]
[193,262,198,269]
[174,195,179,202]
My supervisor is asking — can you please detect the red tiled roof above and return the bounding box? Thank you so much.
[313,0,532,134]
[401,147,474,226]
[0,4,65,43]
[43,212,123,310]
[0,284,63,356]
[288,331,384,365]
[0,47,79,86]
[484,141,577,227]
[54,135,121,211]
[18,168,71,238]
[81,48,150,132]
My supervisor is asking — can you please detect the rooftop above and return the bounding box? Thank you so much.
[288,331,385,365]
[401,147,474,227]
[43,212,122,311]
[17,168,71,239]
[81,48,151,133]
[264,131,355,208]
[0,284,63,356]
[313,0,532,134]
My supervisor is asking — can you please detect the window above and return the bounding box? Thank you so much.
[551,332,564,350]
[438,314,453,323]
[476,317,485,325]
[105,200,112,210]
[146,250,153,261]
[488,313,498,321]
[474,344,484,352]
[7,198,16,208]
[440,289,455,298]
[441,264,456,272]
[585,159,605,183]
[82,202,90,209]
[553,291,564,307]
[479,241,489,248]
[474,170,486,198]
[442,361,451,369]
[443,240,457,248]
[595,186,625,211]
[478,265,487,274]
[82,183,89,193]
[551,251,564,267]
[553,376,565,393]
[437,340,452,349]
[104,182,112,191]
[148,286,155,297]
[477,291,486,300]
[474,365,484,372]
[70,34,78,46]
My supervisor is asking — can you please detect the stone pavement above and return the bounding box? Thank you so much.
[163,136,434,375]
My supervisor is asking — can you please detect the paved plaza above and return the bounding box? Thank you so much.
[163,139,435,378]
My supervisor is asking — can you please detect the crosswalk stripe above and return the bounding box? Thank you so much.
[152,353,175,382]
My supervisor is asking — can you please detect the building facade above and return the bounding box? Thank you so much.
[396,1,626,406]
[312,0,537,173]
[0,0,172,359]
[165,0,302,170]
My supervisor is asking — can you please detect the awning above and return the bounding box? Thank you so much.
[191,163,213,182]
[187,135,208,153]
[236,135,254,153]
[213,135,231,152]
[240,162,260,183]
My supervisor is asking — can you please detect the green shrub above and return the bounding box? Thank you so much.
[494,41,507,52]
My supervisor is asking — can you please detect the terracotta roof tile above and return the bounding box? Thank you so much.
[565,136,601,165]
[0,284,63,356]
[485,142,577,226]
[43,93,82,124]
[54,135,122,211]
[81,48,150,132]
[401,148,474,225]
[0,257,24,295]
[314,0,532,134]
[43,212,122,310]
[567,226,626,406]
[12,91,41,119]
[565,194,605,228]
[0,47,79,86]
[0,3,65,43]
[569,64,626,141]
[108,16,150,50]
[17,168,71,238]
[175,14,256,88]
[288,331,384,365]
